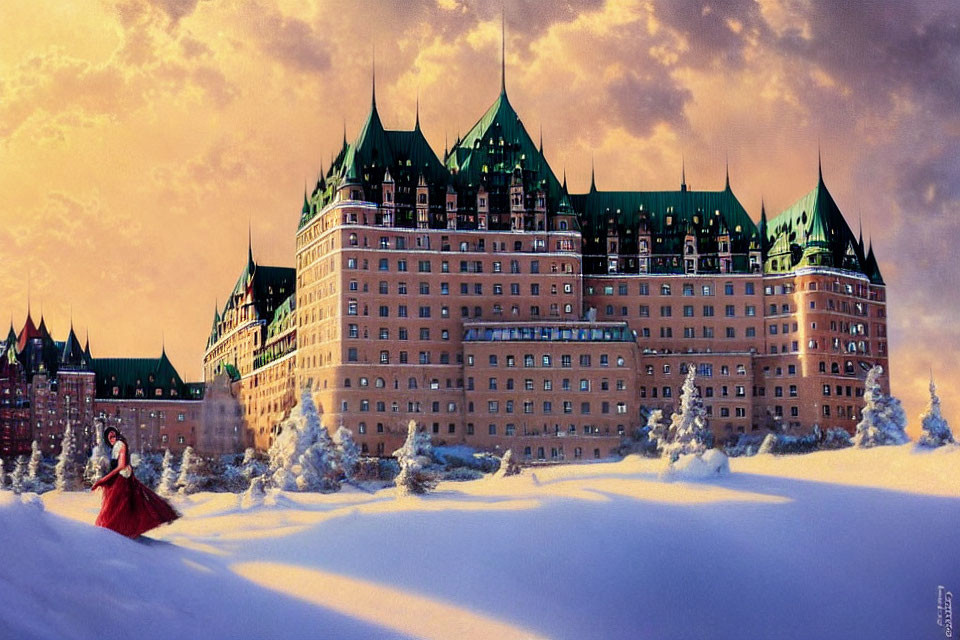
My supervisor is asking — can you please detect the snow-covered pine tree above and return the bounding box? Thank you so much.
[239,448,267,484]
[334,424,360,481]
[644,409,667,454]
[27,440,48,493]
[177,446,203,494]
[853,365,909,447]
[268,387,322,490]
[757,433,778,455]
[917,375,955,447]
[11,456,27,494]
[55,422,84,491]
[241,474,266,509]
[393,420,438,496]
[296,424,339,492]
[822,427,853,449]
[495,449,521,478]
[663,367,710,462]
[84,427,110,486]
[158,449,178,496]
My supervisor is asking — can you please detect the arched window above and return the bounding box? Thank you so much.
[349,233,358,246]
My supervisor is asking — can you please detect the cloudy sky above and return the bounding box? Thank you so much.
[1,0,957,433]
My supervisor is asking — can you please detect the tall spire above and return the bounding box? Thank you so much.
[562,166,568,193]
[538,124,543,155]
[415,90,421,130]
[681,155,687,192]
[370,45,378,111]
[858,210,864,252]
[590,156,597,192]
[342,119,348,146]
[247,220,255,272]
[817,142,823,184]
[724,153,730,191]
[500,6,506,95]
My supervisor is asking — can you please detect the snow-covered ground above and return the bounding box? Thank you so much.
[2,445,959,640]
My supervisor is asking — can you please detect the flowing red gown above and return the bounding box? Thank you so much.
[95,443,179,538]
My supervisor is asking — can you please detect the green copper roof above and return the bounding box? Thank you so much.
[863,242,884,284]
[90,353,193,400]
[764,176,868,276]
[60,325,86,368]
[446,89,563,207]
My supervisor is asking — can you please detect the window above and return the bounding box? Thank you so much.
[683,305,694,317]
[380,351,389,364]
[660,306,672,317]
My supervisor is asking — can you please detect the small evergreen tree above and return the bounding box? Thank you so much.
[158,449,178,496]
[26,440,51,493]
[644,409,667,454]
[55,422,84,491]
[240,447,267,483]
[918,376,954,448]
[296,425,339,492]
[334,425,361,481]
[0,456,6,490]
[757,433,778,455]
[177,446,203,494]
[495,449,521,478]
[268,387,322,490]
[822,427,853,449]
[11,455,27,494]
[393,420,438,496]
[84,427,110,486]
[241,474,267,509]
[853,366,909,447]
[663,367,710,462]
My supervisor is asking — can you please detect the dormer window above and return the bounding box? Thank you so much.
[155,388,163,397]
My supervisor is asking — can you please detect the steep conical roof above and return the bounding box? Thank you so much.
[863,241,884,285]
[17,312,41,352]
[445,87,562,210]
[84,331,91,361]
[6,322,17,350]
[60,324,85,368]
[764,170,865,274]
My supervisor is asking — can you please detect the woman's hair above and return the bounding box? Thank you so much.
[103,426,130,470]
[103,426,121,443]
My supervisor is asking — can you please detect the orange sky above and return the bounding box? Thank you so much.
[1,0,957,435]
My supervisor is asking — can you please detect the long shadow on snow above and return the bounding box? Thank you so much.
[227,473,960,640]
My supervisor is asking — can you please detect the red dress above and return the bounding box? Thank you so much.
[95,442,180,538]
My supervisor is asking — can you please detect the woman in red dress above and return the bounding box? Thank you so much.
[92,426,180,538]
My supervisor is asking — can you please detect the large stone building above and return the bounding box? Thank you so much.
[0,311,219,458]
[204,62,887,461]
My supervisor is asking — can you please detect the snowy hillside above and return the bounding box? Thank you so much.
[2,445,958,640]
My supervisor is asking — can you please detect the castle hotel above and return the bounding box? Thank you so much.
[202,57,888,461]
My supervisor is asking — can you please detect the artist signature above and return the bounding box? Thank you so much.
[939,585,954,638]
